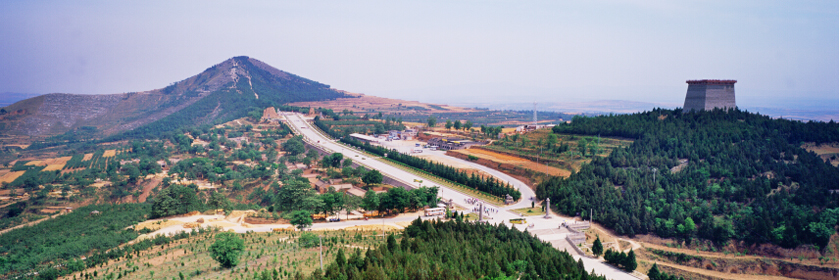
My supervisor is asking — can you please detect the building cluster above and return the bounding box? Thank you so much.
[513,124,556,133]
[349,128,419,144]
[302,171,384,198]
[388,128,417,140]
[309,178,355,194]
[426,137,485,150]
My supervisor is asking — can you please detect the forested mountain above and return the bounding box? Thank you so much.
[540,108,838,248]
[0,56,347,139]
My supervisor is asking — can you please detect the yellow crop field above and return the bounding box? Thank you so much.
[43,164,65,171]
[41,156,72,171]
[0,171,26,184]
[25,160,45,166]
[102,150,117,157]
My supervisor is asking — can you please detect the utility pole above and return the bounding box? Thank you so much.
[319,235,324,271]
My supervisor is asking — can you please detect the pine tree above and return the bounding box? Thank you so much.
[336,248,346,267]
[592,235,604,257]
[624,249,637,271]
[648,263,661,280]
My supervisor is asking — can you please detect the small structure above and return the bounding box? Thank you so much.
[311,179,329,193]
[349,133,380,144]
[345,186,367,197]
[564,220,590,246]
[89,210,101,216]
[505,194,514,205]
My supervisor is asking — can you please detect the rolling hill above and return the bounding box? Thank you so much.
[0,56,349,138]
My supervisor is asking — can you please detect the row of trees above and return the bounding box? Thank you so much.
[342,137,521,200]
[603,249,637,272]
[360,186,439,213]
[443,119,473,131]
[541,108,839,248]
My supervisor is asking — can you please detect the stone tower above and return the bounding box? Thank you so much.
[682,79,737,112]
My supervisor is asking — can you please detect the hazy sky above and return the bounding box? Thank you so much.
[1,1,837,109]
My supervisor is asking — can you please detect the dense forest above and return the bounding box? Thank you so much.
[310,218,605,280]
[540,108,838,248]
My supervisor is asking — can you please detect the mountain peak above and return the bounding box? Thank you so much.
[1,57,345,137]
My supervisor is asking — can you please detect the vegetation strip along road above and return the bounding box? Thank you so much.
[289,112,508,205]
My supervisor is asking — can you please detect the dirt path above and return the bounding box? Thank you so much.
[137,177,162,203]
[0,211,67,236]
[617,237,643,252]
[655,261,797,280]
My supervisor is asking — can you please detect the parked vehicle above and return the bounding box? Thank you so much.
[424,207,446,216]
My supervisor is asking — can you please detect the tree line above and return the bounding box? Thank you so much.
[342,137,521,200]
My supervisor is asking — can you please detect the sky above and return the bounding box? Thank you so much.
[1,0,837,111]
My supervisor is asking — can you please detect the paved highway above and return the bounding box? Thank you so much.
[279,112,639,280]
[282,112,528,213]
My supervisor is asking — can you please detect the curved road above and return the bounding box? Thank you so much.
[280,112,638,280]
[282,112,535,211]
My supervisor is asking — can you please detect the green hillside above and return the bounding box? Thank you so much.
[539,108,838,249]
[116,56,346,140]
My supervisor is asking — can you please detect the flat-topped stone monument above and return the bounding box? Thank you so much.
[683,79,737,112]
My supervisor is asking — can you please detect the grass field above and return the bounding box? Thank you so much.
[511,207,546,217]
